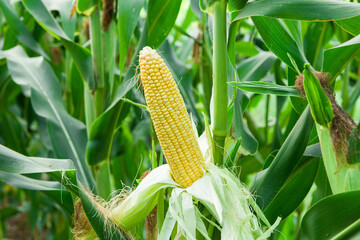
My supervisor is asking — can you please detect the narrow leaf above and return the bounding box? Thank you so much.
[0,46,95,190]
[302,191,360,240]
[228,0,248,12]
[22,0,94,85]
[233,90,258,154]
[229,82,302,97]
[335,15,360,36]
[252,107,313,209]
[77,0,96,15]
[0,0,49,59]
[251,17,308,72]
[323,34,360,83]
[235,0,360,21]
[236,51,277,82]
[263,159,318,224]
[147,0,182,48]
[118,0,144,72]
[86,102,122,165]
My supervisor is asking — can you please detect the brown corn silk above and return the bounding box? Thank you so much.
[140,170,157,240]
[139,47,205,187]
[101,0,114,31]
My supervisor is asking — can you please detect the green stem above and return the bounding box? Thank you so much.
[316,124,344,194]
[96,160,113,199]
[94,86,105,116]
[212,0,227,165]
[90,8,106,116]
[84,81,96,135]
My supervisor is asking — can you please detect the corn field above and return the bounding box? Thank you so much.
[0,0,360,239]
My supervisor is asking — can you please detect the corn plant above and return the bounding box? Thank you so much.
[0,0,360,239]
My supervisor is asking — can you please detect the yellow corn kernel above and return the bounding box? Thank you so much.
[139,46,205,187]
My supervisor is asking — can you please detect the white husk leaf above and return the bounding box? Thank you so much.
[160,164,280,240]
[110,165,177,229]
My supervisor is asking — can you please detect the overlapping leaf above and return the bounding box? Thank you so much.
[323,34,360,83]
[147,0,182,48]
[230,82,302,97]
[302,191,360,240]
[22,0,94,86]
[0,46,95,190]
[118,0,144,72]
[234,0,360,21]
[0,0,48,59]
[252,107,314,210]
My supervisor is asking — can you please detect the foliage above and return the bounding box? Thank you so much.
[0,0,359,239]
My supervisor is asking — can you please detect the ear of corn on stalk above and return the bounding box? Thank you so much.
[139,46,205,187]
[74,47,279,240]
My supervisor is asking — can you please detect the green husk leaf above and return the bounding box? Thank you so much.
[303,64,334,127]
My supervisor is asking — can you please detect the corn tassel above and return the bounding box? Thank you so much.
[139,46,205,187]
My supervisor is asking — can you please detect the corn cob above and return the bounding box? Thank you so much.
[139,46,205,187]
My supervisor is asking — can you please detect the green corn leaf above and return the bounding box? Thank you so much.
[0,144,79,196]
[302,191,360,240]
[234,0,360,21]
[147,0,182,48]
[0,46,95,190]
[229,82,302,97]
[236,52,277,82]
[335,15,360,36]
[228,0,248,12]
[86,101,122,166]
[0,0,49,59]
[235,41,259,57]
[118,0,144,72]
[22,0,95,87]
[0,145,75,174]
[263,158,319,224]
[252,17,308,73]
[323,34,360,83]
[288,68,308,114]
[233,90,258,155]
[0,143,126,240]
[252,107,314,209]
[42,0,77,40]
[282,20,303,50]
[77,0,97,16]
[199,0,218,14]
[304,22,332,69]
[250,12,310,115]
[303,63,334,127]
